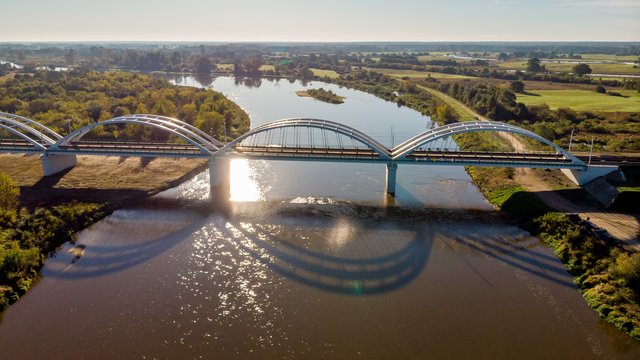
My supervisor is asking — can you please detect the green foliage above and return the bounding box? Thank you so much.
[595,85,606,94]
[305,88,345,104]
[0,201,106,311]
[435,104,457,124]
[0,172,19,212]
[573,63,593,77]
[510,80,525,93]
[610,253,640,293]
[535,213,640,339]
[0,70,249,141]
[527,58,544,73]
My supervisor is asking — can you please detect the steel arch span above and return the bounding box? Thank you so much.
[391,121,585,166]
[216,118,392,160]
[0,112,62,150]
[49,114,222,155]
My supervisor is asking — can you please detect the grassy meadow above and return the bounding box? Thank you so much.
[310,68,340,79]
[372,68,476,79]
[517,89,640,112]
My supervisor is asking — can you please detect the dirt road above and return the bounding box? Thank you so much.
[419,85,640,250]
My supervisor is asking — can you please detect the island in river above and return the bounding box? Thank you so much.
[296,88,345,104]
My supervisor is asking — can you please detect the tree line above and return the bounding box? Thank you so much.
[0,70,249,142]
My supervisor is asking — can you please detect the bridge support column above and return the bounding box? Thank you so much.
[41,154,77,176]
[209,156,230,206]
[561,165,622,186]
[386,162,398,196]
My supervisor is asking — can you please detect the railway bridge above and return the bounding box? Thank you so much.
[0,112,621,202]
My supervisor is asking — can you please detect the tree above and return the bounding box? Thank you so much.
[510,80,525,93]
[572,63,592,77]
[195,57,213,74]
[497,52,509,61]
[595,85,606,94]
[436,104,457,124]
[0,172,19,212]
[527,58,543,73]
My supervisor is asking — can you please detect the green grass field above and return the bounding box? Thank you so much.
[310,68,340,79]
[517,89,640,112]
[497,60,640,75]
[373,68,476,80]
[217,63,234,71]
[580,54,639,62]
[259,64,275,72]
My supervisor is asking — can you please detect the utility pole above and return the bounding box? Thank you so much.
[568,128,574,152]
[588,137,594,166]
[390,125,394,147]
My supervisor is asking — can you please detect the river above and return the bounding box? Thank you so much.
[0,76,638,359]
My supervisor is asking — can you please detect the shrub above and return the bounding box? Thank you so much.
[0,172,19,212]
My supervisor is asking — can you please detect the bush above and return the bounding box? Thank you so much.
[610,253,640,294]
[595,85,606,94]
[0,172,19,212]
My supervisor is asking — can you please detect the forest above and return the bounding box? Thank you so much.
[0,70,250,141]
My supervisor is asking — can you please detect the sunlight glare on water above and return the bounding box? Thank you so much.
[229,159,262,202]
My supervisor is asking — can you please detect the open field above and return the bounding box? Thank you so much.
[580,54,639,62]
[516,89,640,112]
[372,68,476,79]
[497,60,640,75]
[259,64,275,72]
[0,154,206,207]
[521,80,599,91]
[310,68,340,79]
[217,63,234,71]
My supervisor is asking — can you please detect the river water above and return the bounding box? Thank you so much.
[0,76,638,359]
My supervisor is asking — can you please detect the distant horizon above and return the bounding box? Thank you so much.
[4,0,638,43]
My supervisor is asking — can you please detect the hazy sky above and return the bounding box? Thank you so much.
[3,0,639,42]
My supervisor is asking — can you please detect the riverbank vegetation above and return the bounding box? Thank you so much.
[296,88,345,104]
[0,171,106,310]
[323,67,640,339]
[0,70,250,141]
[0,69,250,312]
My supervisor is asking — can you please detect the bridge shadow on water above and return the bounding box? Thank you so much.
[42,199,213,279]
[217,213,434,296]
[41,197,576,293]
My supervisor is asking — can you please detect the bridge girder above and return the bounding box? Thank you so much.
[216,118,392,160]
[0,112,62,150]
[391,121,585,166]
[49,114,222,155]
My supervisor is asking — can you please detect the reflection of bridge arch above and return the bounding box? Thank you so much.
[217,118,392,160]
[220,215,433,295]
[0,112,62,150]
[392,121,585,166]
[49,114,223,154]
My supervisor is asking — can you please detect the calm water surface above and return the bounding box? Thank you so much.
[0,76,638,359]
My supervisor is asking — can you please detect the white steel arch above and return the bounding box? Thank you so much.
[391,121,585,165]
[50,114,221,154]
[216,118,392,159]
[0,112,62,149]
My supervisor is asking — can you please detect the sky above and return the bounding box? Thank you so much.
[2,0,639,42]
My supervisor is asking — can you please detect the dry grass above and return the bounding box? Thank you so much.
[0,154,206,207]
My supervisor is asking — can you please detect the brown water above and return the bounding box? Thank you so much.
[0,77,638,359]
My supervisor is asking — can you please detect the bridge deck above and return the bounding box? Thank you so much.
[229,145,582,168]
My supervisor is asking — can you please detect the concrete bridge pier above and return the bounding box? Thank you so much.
[41,154,77,176]
[561,165,624,186]
[209,156,230,206]
[386,161,398,196]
